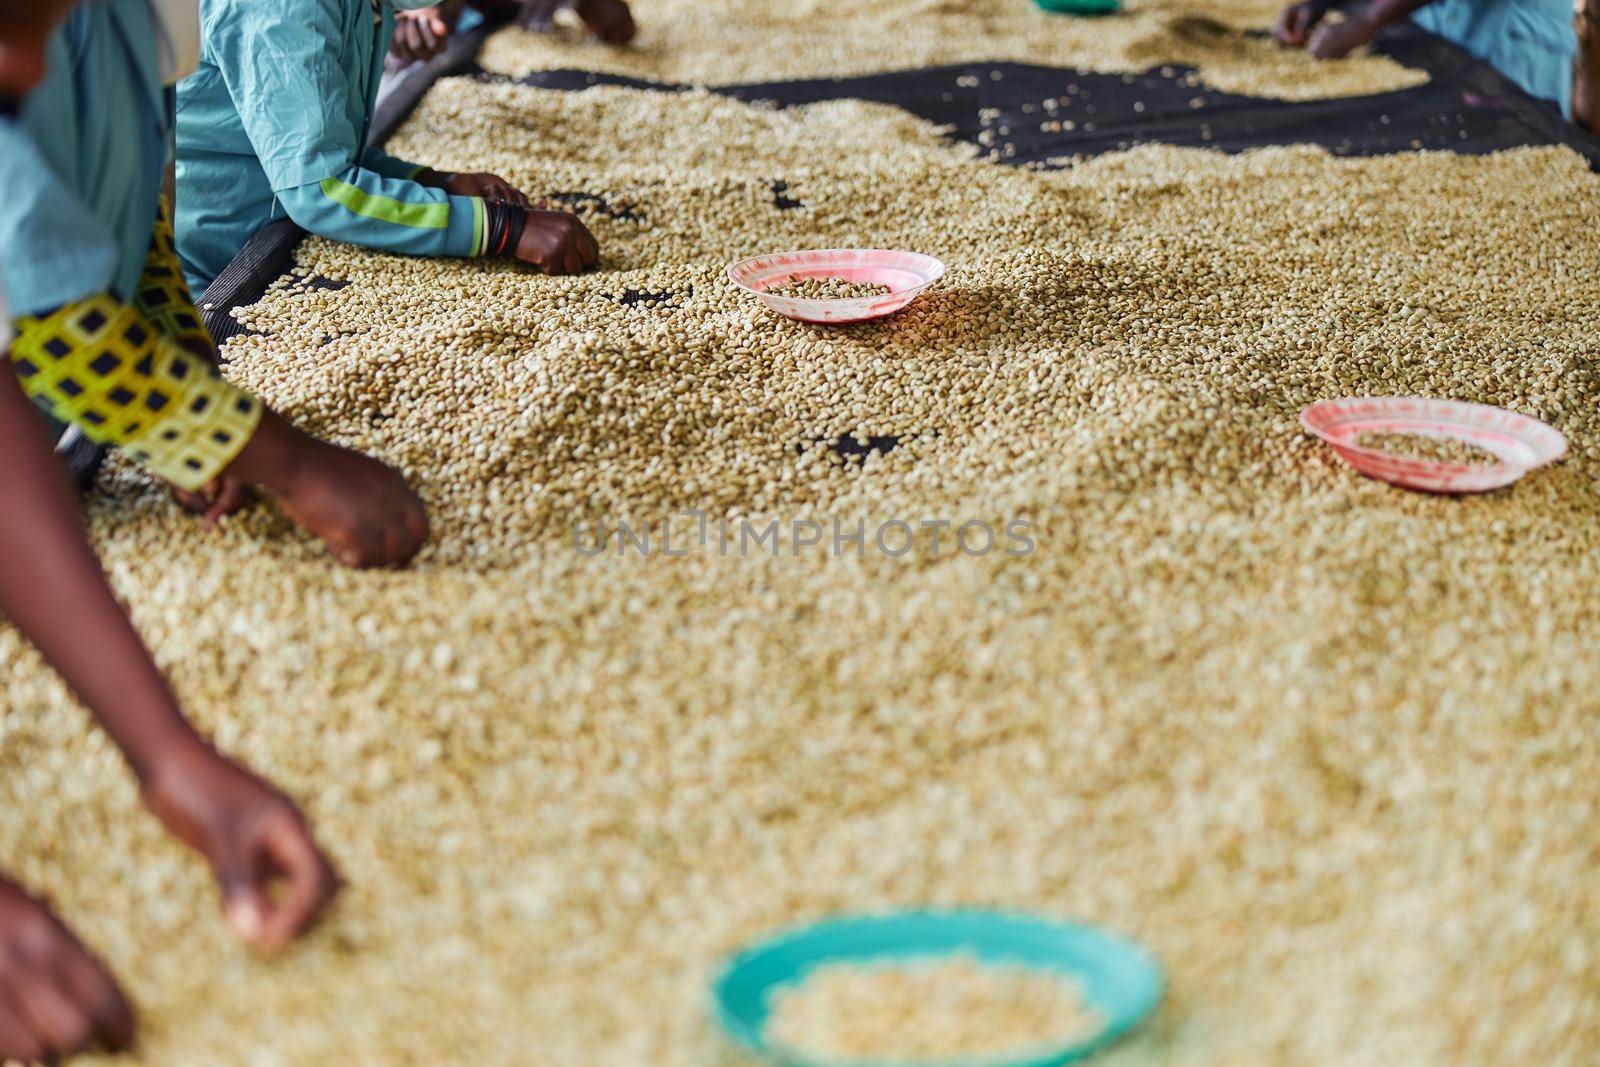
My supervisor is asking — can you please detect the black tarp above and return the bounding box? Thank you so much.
[504,21,1599,166]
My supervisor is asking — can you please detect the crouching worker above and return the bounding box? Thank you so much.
[175,0,600,295]
[1,0,431,567]
[0,0,386,1059]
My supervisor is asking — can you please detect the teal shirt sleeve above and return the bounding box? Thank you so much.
[276,165,485,258]
[0,117,121,318]
[361,146,426,182]
[205,0,481,258]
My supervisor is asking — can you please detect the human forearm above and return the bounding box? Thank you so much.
[8,293,262,490]
[1349,0,1437,32]
[1294,0,1434,58]
[0,368,204,781]
[0,369,342,949]
[277,164,484,259]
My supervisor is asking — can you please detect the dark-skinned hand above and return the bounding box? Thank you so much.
[390,6,454,63]
[223,410,430,569]
[0,878,134,1065]
[437,171,534,207]
[572,0,636,44]
[1308,12,1376,58]
[513,209,599,274]
[170,476,253,527]
[141,743,341,954]
[1274,0,1328,46]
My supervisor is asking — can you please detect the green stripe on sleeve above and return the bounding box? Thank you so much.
[472,197,486,256]
[319,177,450,230]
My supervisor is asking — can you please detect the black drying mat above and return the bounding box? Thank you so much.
[501,21,1599,167]
[948,23,1599,165]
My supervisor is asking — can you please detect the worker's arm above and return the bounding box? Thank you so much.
[7,220,430,568]
[274,161,486,259]
[9,292,263,492]
[279,156,541,259]
[278,164,597,271]
[363,147,535,208]
[0,362,339,951]
[357,147,541,229]
[1277,0,1435,55]
[209,0,518,260]
[8,297,433,566]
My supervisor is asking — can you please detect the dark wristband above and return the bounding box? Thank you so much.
[483,201,528,258]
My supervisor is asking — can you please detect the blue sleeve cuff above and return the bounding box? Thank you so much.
[445,196,486,258]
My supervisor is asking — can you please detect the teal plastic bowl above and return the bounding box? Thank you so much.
[1032,0,1122,15]
[710,909,1164,1067]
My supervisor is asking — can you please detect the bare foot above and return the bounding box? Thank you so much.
[0,876,134,1063]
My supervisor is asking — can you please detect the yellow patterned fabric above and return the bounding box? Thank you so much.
[8,294,260,491]
[133,198,215,359]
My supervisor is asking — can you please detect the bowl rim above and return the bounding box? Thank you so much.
[1032,0,1123,12]
[708,907,1166,1067]
[1299,395,1568,474]
[725,248,949,299]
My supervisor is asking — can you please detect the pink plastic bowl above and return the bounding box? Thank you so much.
[727,248,946,324]
[1300,396,1568,494]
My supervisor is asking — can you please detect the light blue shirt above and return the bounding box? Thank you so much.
[0,0,168,317]
[175,0,482,294]
[1413,0,1577,118]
